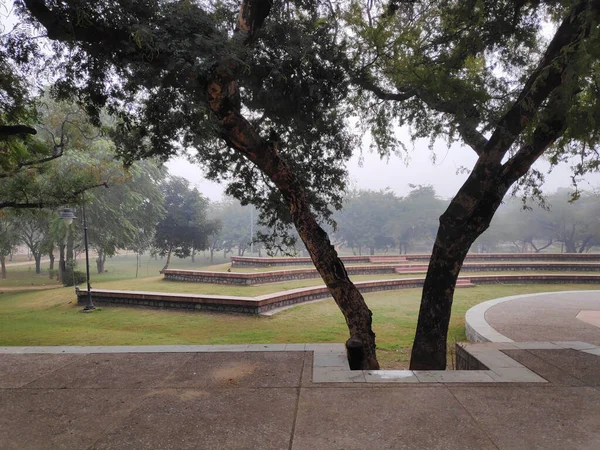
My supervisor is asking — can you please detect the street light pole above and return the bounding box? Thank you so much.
[81,192,95,311]
[250,206,254,256]
[60,198,94,312]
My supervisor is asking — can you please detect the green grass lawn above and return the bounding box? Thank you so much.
[1,282,598,368]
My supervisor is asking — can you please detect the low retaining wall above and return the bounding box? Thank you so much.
[231,253,600,267]
[77,274,600,315]
[230,255,374,267]
[163,264,400,285]
[164,262,599,285]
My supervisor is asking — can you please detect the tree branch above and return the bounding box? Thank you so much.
[483,0,600,161]
[23,0,129,43]
[0,149,64,179]
[0,125,37,137]
[0,182,109,210]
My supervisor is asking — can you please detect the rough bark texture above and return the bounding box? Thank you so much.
[205,0,379,368]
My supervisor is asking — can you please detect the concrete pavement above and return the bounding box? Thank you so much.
[1,344,600,449]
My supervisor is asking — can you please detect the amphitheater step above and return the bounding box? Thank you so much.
[369,256,408,264]
[394,265,428,273]
[456,278,475,288]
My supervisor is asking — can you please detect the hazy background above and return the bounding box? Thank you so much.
[167,128,596,202]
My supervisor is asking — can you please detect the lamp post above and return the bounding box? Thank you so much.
[60,197,95,311]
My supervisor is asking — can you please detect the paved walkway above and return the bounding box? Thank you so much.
[482,290,600,344]
[1,343,600,449]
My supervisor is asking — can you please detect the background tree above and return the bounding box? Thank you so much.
[154,177,220,272]
[540,190,600,253]
[208,199,253,262]
[334,189,399,255]
[86,158,165,274]
[17,209,53,274]
[0,212,19,278]
[388,186,447,254]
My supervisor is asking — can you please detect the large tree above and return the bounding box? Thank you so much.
[334,189,399,255]
[16,0,382,368]
[0,212,19,279]
[154,176,219,272]
[86,158,166,274]
[344,0,600,368]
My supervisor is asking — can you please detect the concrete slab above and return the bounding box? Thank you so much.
[93,388,298,450]
[25,353,194,389]
[0,354,84,388]
[0,388,148,450]
[503,350,586,386]
[292,387,497,449]
[524,349,600,386]
[451,386,600,449]
[163,351,305,388]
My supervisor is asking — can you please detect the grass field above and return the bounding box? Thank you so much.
[1,280,598,368]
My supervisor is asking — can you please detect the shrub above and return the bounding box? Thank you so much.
[62,270,87,287]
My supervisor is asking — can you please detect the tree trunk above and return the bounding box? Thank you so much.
[66,228,74,266]
[48,250,55,271]
[96,248,105,274]
[136,251,140,278]
[369,247,375,256]
[34,253,41,274]
[1,256,6,279]
[202,0,379,369]
[58,244,66,282]
[564,240,576,253]
[210,247,214,264]
[160,245,173,273]
[191,247,196,262]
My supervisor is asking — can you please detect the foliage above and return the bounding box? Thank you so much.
[85,157,166,272]
[61,269,86,287]
[334,186,447,254]
[6,0,352,234]
[0,98,115,209]
[153,176,220,264]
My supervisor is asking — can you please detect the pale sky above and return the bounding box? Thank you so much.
[166,129,596,202]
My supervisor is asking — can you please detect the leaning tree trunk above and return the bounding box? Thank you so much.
[160,245,173,273]
[205,0,379,369]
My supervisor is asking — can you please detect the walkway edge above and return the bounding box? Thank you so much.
[465,290,600,343]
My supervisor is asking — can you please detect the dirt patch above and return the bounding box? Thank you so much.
[211,362,260,386]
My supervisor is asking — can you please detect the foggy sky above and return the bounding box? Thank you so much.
[166,130,597,202]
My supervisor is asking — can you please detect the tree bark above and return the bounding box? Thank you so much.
[34,253,41,274]
[1,256,6,279]
[160,245,173,273]
[58,244,65,281]
[564,240,577,253]
[96,248,106,273]
[48,250,55,271]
